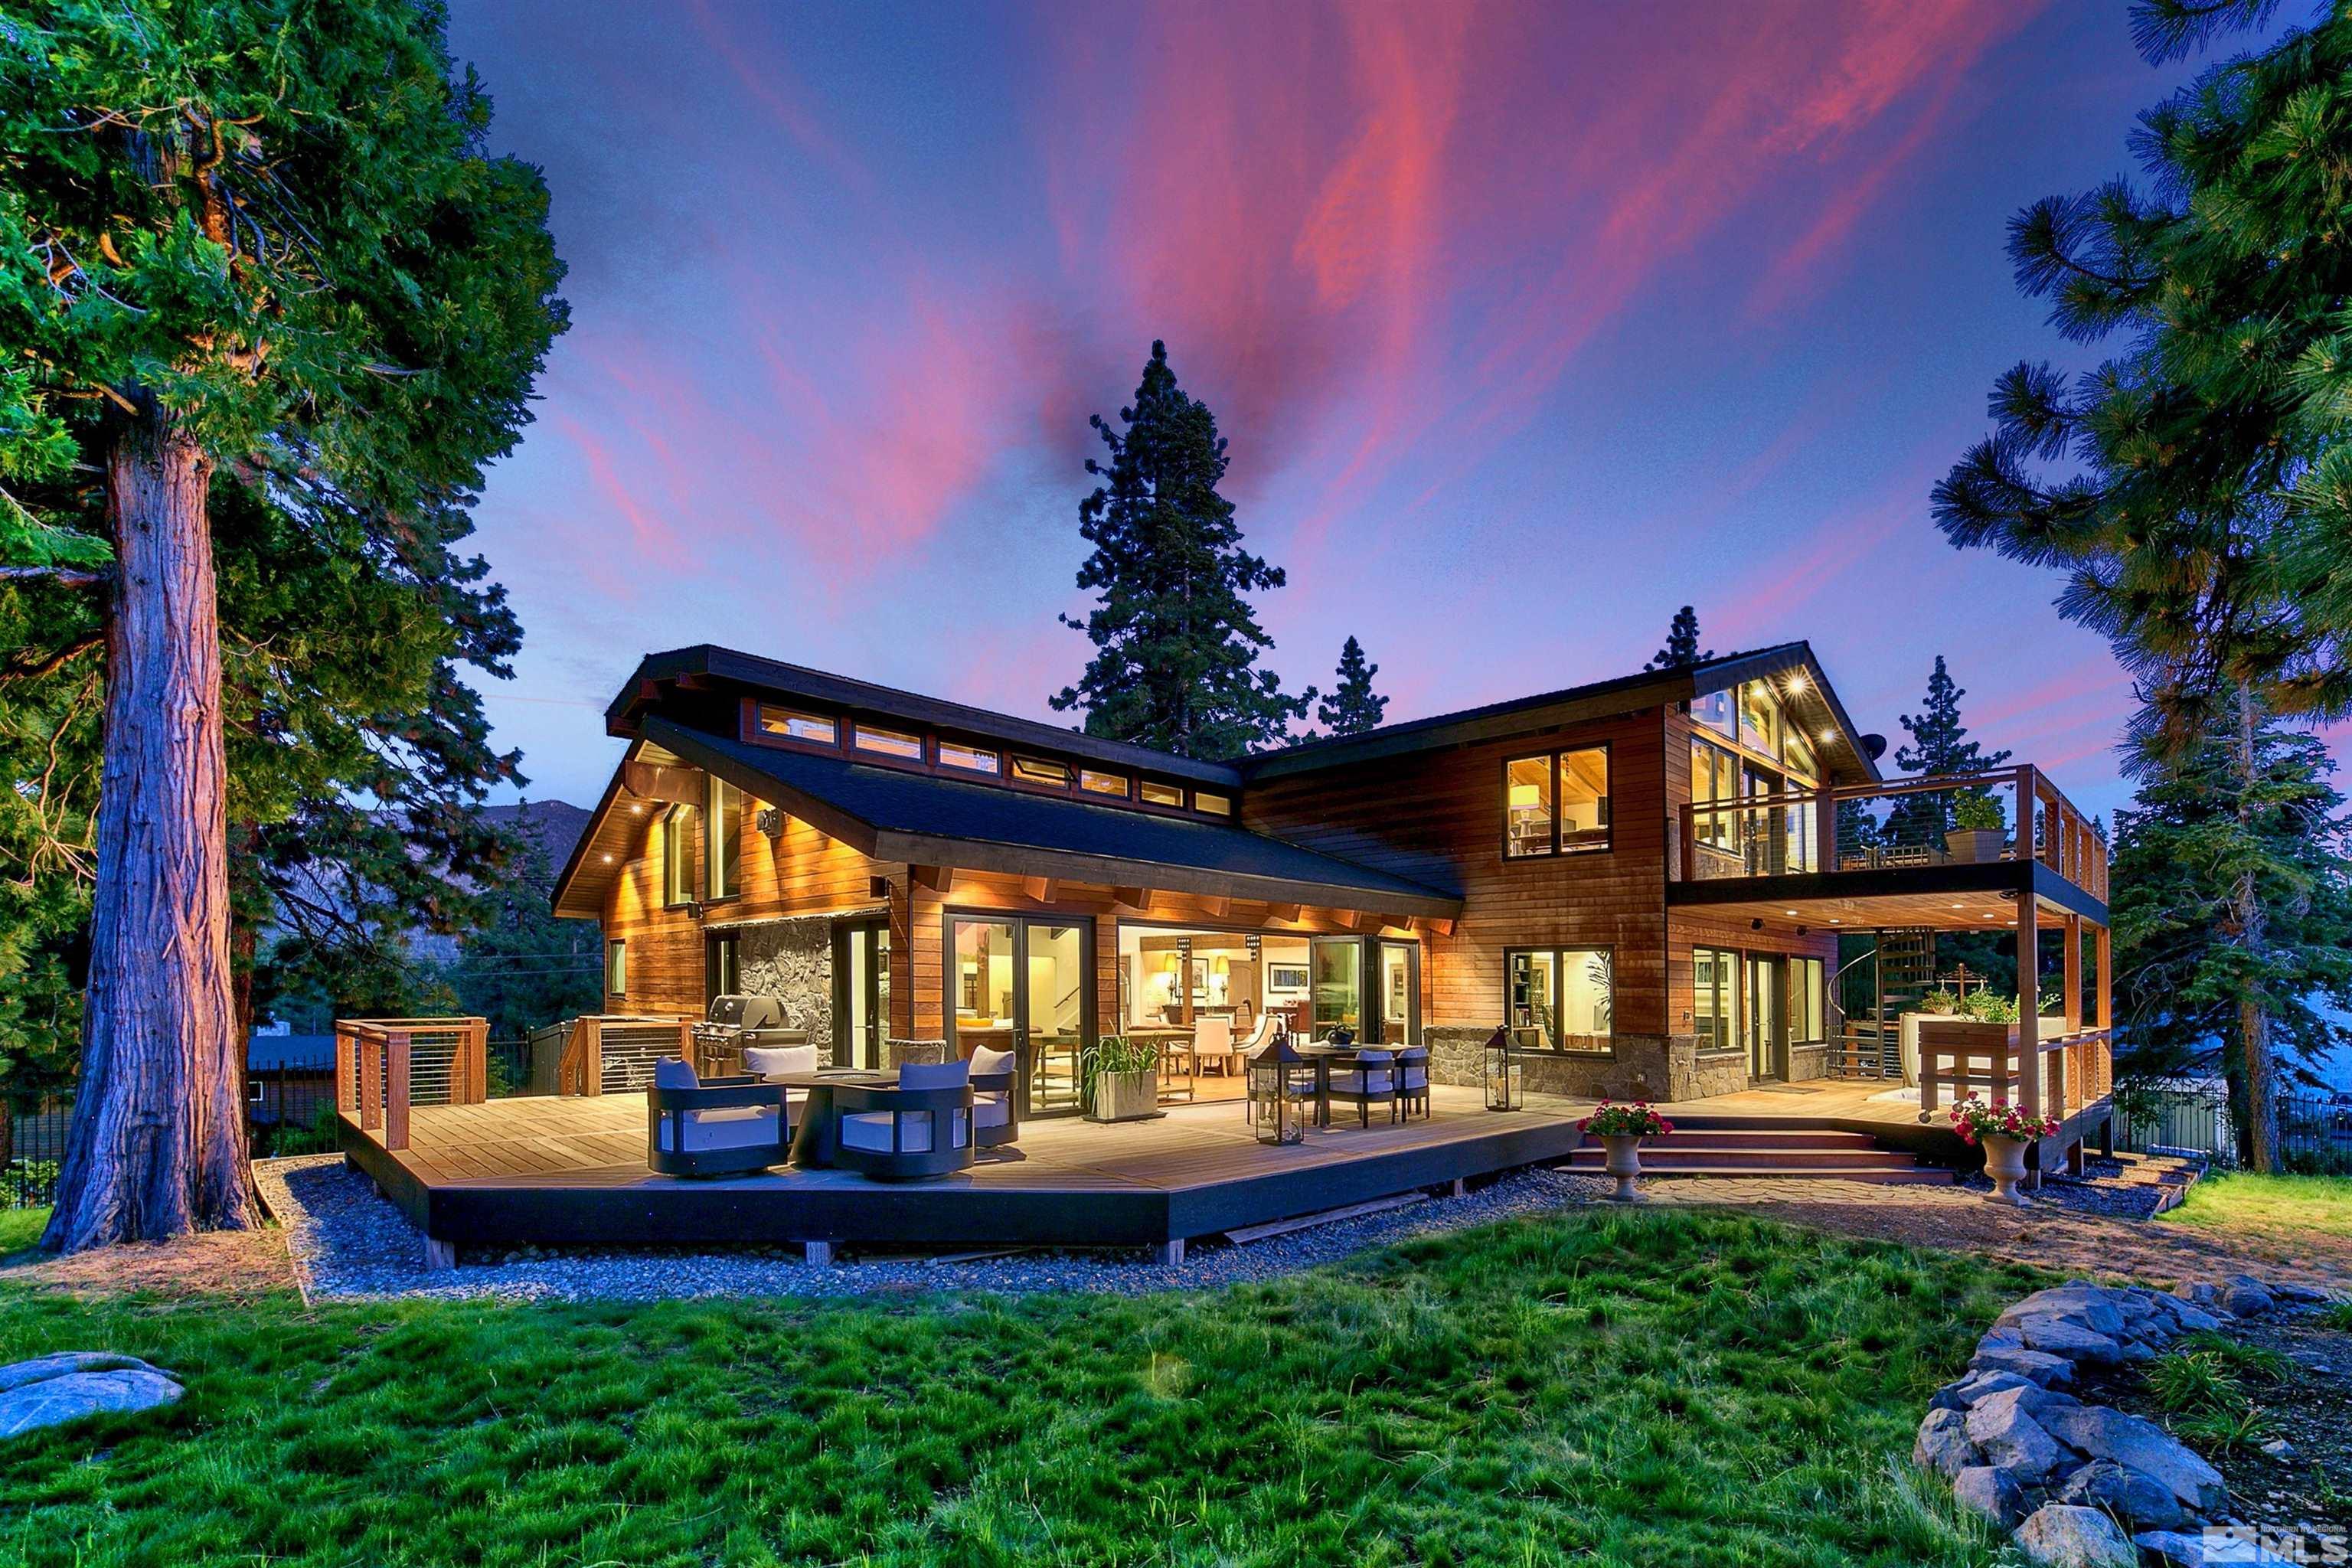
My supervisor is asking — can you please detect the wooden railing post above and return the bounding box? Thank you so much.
[583,1016,604,1096]
[1814,785,1836,874]
[360,1032,383,1132]
[1678,805,1696,884]
[386,1030,411,1152]
[470,1018,490,1102]
[335,1027,357,1114]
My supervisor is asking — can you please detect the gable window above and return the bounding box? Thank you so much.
[853,724,923,760]
[1738,681,1782,758]
[662,803,694,906]
[1010,756,1070,789]
[1506,946,1614,1050]
[938,740,998,774]
[1691,738,1740,852]
[1079,769,1129,799]
[1193,790,1232,816]
[1504,756,1553,857]
[606,939,629,996]
[1692,688,1736,740]
[1504,745,1611,857]
[1139,779,1184,808]
[756,704,836,746]
[705,776,741,900]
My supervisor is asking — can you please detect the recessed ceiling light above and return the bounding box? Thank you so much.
[629,803,645,815]
[1829,918,1841,924]
[601,853,616,864]
[1951,903,1965,910]
[1784,909,1799,916]
[1820,728,1837,742]
[1786,673,1809,694]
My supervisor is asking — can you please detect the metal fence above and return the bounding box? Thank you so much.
[2113,1081,2352,1170]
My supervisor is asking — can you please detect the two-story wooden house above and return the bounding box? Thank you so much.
[550,639,2111,1137]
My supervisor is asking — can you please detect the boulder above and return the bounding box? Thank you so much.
[2174,1282,2226,1312]
[2135,1528,2301,1566]
[2002,1286,2128,1338]
[2154,1296,2227,1335]
[0,1361,183,1441]
[2014,1504,2136,1568]
[0,1352,162,1395]
[2011,1313,2135,1366]
[2267,1279,2328,1305]
[2056,1457,2189,1530]
[2035,1403,2228,1517]
[1937,1369,2036,1410]
[1970,1344,2077,1387]
[1964,1388,2068,1483]
[2223,1281,2276,1318]
[1913,1405,1978,1478]
[1951,1464,2026,1529]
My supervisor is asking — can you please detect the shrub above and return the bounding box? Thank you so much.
[2146,1350,2245,1414]
[1948,1096,2057,1145]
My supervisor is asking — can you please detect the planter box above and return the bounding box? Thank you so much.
[1089,1069,1159,1123]
[1944,828,2004,864]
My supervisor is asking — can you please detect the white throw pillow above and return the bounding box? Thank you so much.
[968,1046,1016,1080]
[745,1044,821,1080]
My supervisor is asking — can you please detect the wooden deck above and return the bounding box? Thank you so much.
[338,1085,1596,1259]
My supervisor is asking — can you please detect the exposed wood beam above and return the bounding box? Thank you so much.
[912,863,955,893]
[1021,875,1059,904]
[1426,916,1456,939]
[1332,908,1361,930]
[620,760,701,806]
[1266,902,1302,923]
[1200,895,1231,919]
[1112,885,1154,911]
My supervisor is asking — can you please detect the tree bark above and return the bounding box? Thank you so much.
[2230,684,2281,1174]
[43,404,255,1251]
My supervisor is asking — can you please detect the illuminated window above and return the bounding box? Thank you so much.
[853,724,923,760]
[756,705,835,745]
[1691,738,1740,851]
[1507,946,1614,1050]
[705,776,740,900]
[1139,780,1184,807]
[1693,946,1736,1051]
[1783,727,1819,784]
[1010,756,1070,788]
[1193,790,1232,816]
[605,939,627,995]
[1557,746,1611,853]
[662,803,694,906]
[1739,681,1782,758]
[1504,756,1553,857]
[938,740,998,774]
[1079,769,1129,798]
[1692,687,1736,739]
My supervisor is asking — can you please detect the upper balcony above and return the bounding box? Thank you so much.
[1670,765,2109,931]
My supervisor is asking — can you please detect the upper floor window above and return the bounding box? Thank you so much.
[938,740,998,774]
[1079,769,1129,799]
[1504,746,1611,858]
[1693,688,1736,740]
[662,803,694,906]
[1010,755,1070,788]
[757,704,836,746]
[1139,779,1184,808]
[1738,681,1782,757]
[1193,790,1233,817]
[605,938,629,996]
[705,776,741,900]
[1691,738,1740,852]
[853,724,924,760]
[1782,727,1819,784]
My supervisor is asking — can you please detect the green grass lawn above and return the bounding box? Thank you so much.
[2161,1171,2352,1240]
[0,1207,2042,1568]
[0,1207,47,1256]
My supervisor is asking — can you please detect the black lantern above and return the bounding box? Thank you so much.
[1248,1028,1310,1145]
[1484,1024,1524,1112]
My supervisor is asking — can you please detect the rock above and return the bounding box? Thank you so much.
[1914,1405,1978,1478]
[0,1361,183,1441]
[2012,1313,2135,1365]
[2056,1457,2189,1530]
[2157,1297,2228,1335]
[1951,1464,2026,1529]
[2135,1527,2301,1566]
[1978,1325,2025,1354]
[2174,1282,2227,1312]
[1945,1369,2036,1409]
[2268,1279,2328,1304]
[2001,1287,2129,1338]
[2223,1282,2276,1318]
[1971,1344,2078,1387]
[2258,1437,2293,1460]
[2036,1403,2228,1516]
[2014,1503,2136,1568]
[0,1352,162,1395]
[1965,1388,2068,1483]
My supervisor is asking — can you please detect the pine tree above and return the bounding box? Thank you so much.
[1051,342,1312,760]
[1930,0,2352,1168]
[1315,636,1388,736]
[2110,702,2352,1164]
[0,1,566,1247]
[1886,657,2014,845]
[1645,606,1712,671]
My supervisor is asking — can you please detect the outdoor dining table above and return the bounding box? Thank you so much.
[771,1069,897,1168]
[1289,1042,1369,1129]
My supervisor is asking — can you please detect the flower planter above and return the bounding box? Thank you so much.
[1978,1132,2030,1207]
[1944,828,2004,864]
[1601,1133,1648,1203]
[1089,1068,1159,1124]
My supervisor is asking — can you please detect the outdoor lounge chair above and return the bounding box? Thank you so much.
[831,1058,975,1181]
[966,1045,1020,1150]
[1325,1049,1399,1127]
[1394,1046,1430,1120]
[743,1041,822,1124]
[646,1057,788,1177]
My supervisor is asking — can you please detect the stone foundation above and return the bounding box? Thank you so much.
[1788,1042,1830,1083]
[1425,1025,1748,1102]
[731,916,835,1061]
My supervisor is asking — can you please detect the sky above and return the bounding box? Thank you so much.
[438,0,2300,823]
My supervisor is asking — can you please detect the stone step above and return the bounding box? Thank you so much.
[1609,1163,1955,1184]
[1623,1128,1881,1151]
[1566,1145,1924,1172]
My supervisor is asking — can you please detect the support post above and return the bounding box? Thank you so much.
[386,1031,411,1152]
[1815,786,1837,874]
[582,1017,604,1096]
[360,1034,383,1132]
[422,1235,456,1272]
[335,1027,356,1114]
[1152,1238,1186,1266]
[803,1240,835,1266]
[2016,898,2042,1186]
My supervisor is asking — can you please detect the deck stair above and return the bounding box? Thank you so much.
[1831,928,1936,1081]
[1564,1119,1952,1184]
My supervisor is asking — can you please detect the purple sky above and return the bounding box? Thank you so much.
[441,1,2305,822]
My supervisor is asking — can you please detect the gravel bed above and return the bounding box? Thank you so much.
[1958,1155,2184,1220]
[256,1155,1621,1303]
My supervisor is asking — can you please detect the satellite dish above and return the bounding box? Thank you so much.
[1861,733,1888,761]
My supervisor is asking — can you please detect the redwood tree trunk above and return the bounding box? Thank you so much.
[43,407,255,1251]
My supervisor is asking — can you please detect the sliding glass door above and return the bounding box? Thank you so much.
[946,914,1093,1118]
[1309,936,1363,1040]
[833,920,890,1070]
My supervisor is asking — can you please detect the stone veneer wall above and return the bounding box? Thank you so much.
[1426,1025,1748,1102]
[732,916,836,1063]
[1788,1042,1831,1083]
[886,1038,948,1069]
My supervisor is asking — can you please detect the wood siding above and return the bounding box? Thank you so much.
[1244,709,1672,1035]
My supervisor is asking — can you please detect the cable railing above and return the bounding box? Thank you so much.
[335,1017,491,1152]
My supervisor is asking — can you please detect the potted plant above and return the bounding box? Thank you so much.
[1579,1099,1674,1202]
[1948,1095,2059,1207]
[1083,1035,1162,1123]
[1944,789,2005,864]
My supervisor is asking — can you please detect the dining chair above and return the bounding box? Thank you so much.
[1393,1046,1430,1121]
[1325,1048,1398,1128]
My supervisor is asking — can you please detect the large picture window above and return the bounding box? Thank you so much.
[1690,738,1740,852]
[661,803,694,907]
[1789,956,1826,1045]
[1505,946,1613,1050]
[1693,946,1736,1051]
[1503,746,1610,858]
[705,776,741,900]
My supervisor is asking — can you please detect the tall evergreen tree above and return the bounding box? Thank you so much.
[1051,342,1312,760]
[0,0,566,1247]
[2110,703,2352,1164]
[1886,656,2014,844]
[1930,0,2352,1166]
[1645,606,1712,671]
[1315,636,1388,736]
